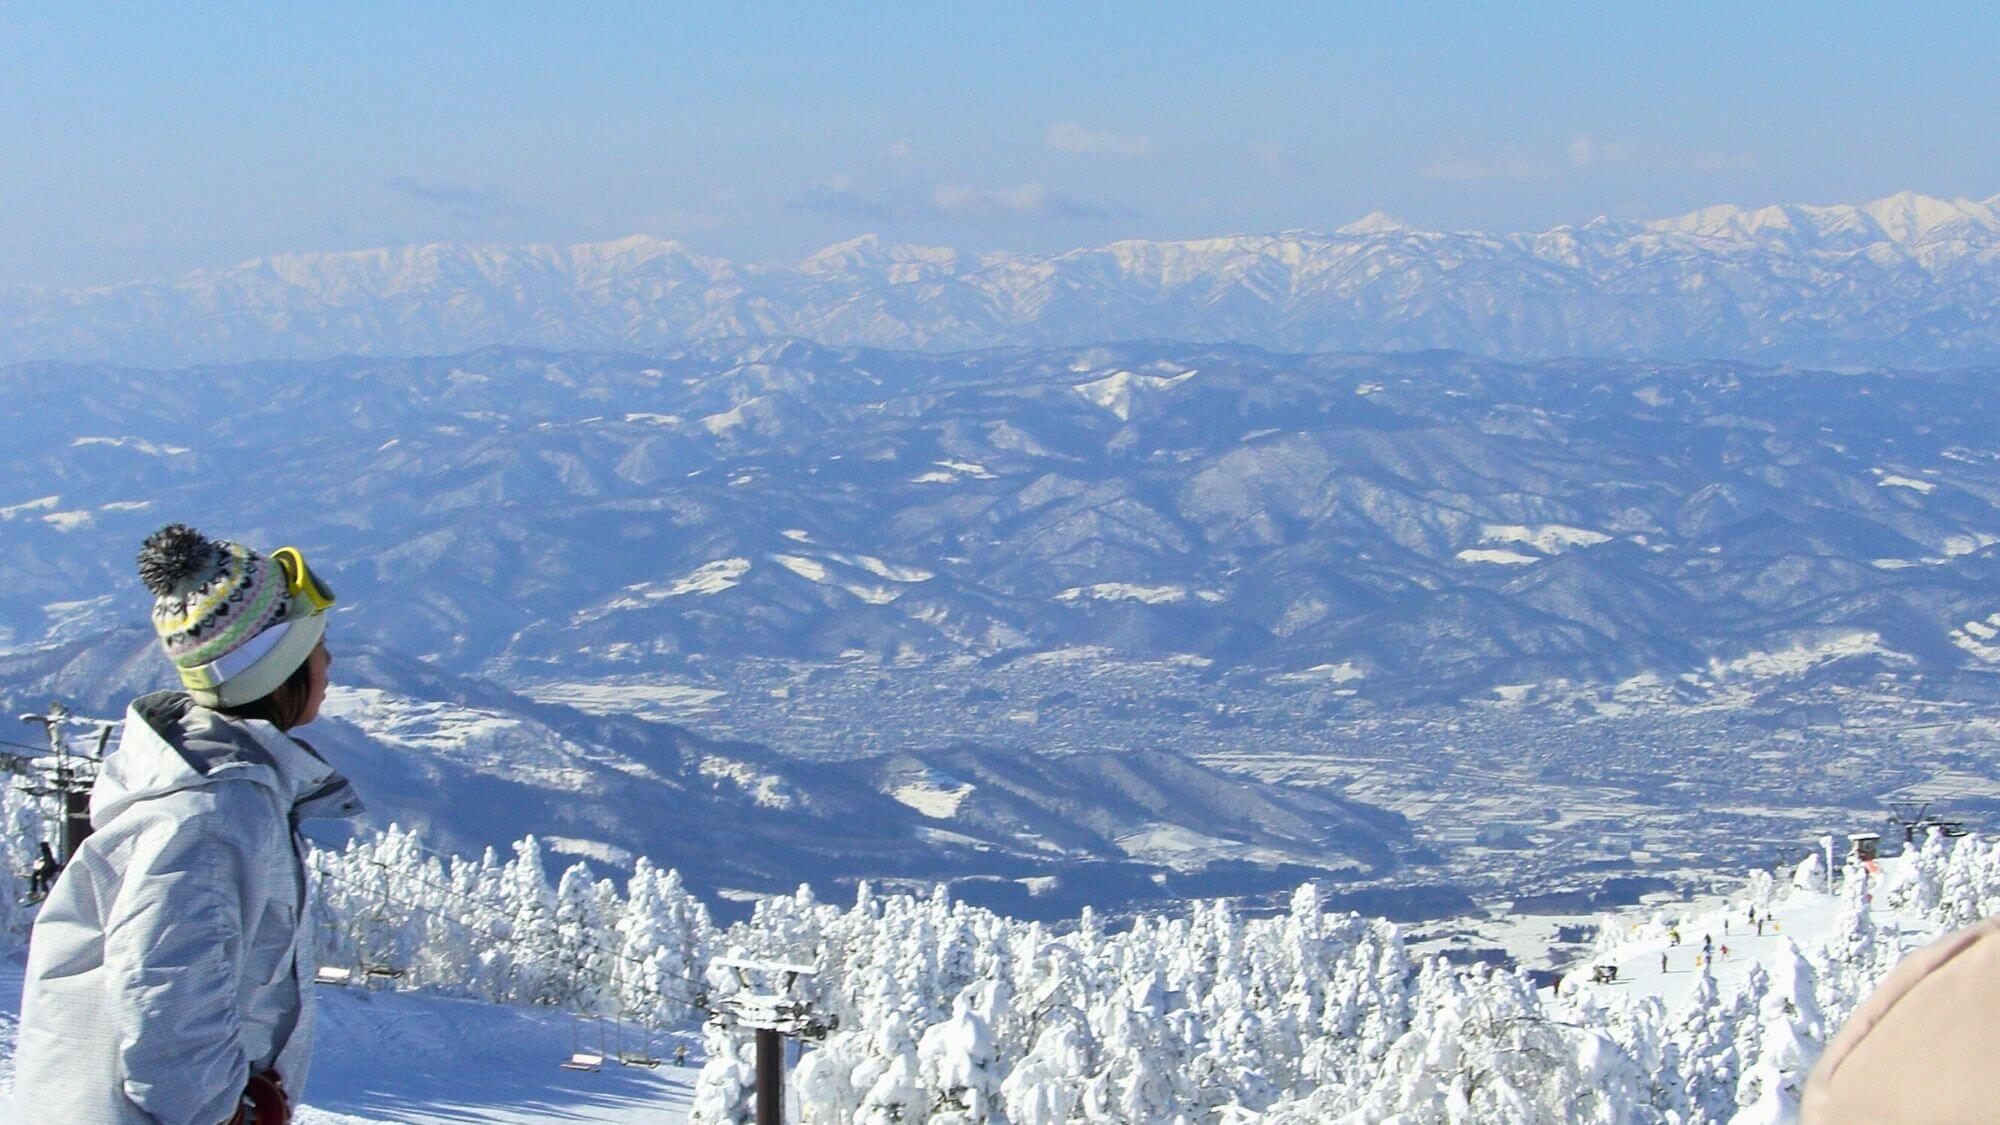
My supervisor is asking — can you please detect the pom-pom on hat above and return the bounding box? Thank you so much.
[136,524,334,708]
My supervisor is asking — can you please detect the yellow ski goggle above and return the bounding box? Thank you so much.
[271,547,338,615]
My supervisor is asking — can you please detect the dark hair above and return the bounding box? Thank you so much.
[217,657,316,731]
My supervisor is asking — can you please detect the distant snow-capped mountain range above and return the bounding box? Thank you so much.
[6,190,2000,368]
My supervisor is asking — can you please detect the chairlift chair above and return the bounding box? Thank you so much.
[615,1014,663,1068]
[561,1015,608,1072]
[361,962,408,985]
[353,880,409,986]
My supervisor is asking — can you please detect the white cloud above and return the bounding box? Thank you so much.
[1045,121,1153,158]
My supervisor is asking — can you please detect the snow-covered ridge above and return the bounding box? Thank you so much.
[11,190,2000,368]
[1704,630,1913,681]
[1055,582,1223,605]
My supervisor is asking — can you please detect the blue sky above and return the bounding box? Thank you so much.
[2,3,1996,285]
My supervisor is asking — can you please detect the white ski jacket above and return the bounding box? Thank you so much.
[14,691,363,1124]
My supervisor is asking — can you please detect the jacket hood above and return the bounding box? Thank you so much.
[92,690,365,828]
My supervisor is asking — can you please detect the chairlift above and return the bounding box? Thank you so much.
[615,1014,663,1068]
[561,1015,608,1072]
[16,841,59,907]
[352,878,409,986]
[361,962,408,985]
[12,705,105,893]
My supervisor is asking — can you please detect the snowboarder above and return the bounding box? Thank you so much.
[1757,916,1766,936]
[25,841,58,898]
[1670,927,1681,945]
[675,1043,689,1067]
[1703,933,1713,955]
[1719,944,1729,961]
[1660,952,1668,974]
[14,526,362,1124]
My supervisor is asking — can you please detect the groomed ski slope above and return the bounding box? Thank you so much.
[0,957,702,1123]
[1565,858,1938,1013]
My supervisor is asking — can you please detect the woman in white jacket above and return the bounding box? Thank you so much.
[15,525,363,1125]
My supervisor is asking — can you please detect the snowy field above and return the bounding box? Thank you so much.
[0,958,701,1123]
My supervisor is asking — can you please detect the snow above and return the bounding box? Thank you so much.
[1480,523,1613,554]
[934,459,995,479]
[543,835,637,866]
[699,400,755,435]
[1943,532,1998,556]
[1056,583,1214,605]
[1582,887,1846,1012]
[1270,661,1365,685]
[1,798,1994,1125]
[772,552,910,603]
[528,681,727,722]
[697,756,796,810]
[825,552,933,582]
[1875,473,1935,493]
[889,781,975,819]
[1949,610,2000,662]
[1112,823,1317,873]
[574,560,751,621]
[70,435,191,456]
[770,553,830,583]
[316,687,600,791]
[1573,849,1947,1026]
[1071,369,1196,421]
[1705,630,1912,680]
[662,559,753,596]
[0,956,700,1123]
[1455,548,1540,566]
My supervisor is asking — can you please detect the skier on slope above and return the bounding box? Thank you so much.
[14,526,363,1124]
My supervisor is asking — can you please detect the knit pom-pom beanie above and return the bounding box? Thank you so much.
[136,524,328,708]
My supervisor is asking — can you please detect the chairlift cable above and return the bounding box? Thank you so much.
[348,857,718,997]
[307,861,712,1013]
[307,864,709,1013]
[323,847,721,997]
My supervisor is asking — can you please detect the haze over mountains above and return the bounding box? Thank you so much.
[6,190,2000,369]
[4,341,2000,914]
[7,342,1999,695]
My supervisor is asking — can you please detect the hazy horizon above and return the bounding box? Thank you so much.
[5,4,1997,287]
